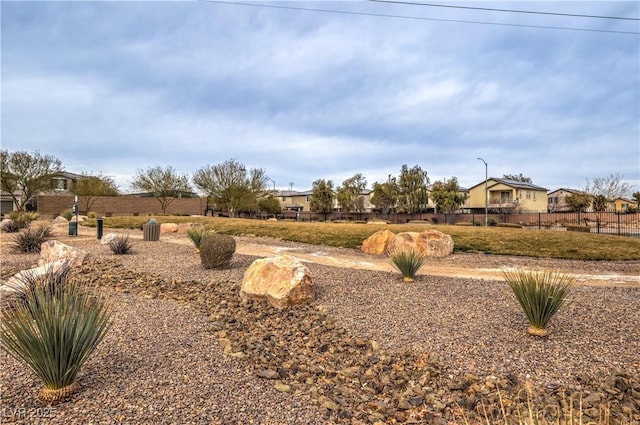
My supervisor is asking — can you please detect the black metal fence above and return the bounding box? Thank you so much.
[236,210,640,238]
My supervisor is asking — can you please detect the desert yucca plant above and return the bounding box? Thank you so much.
[2,262,72,314]
[12,223,54,252]
[503,269,574,337]
[388,247,427,282]
[186,226,214,252]
[108,234,133,255]
[0,265,112,404]
[1,218,28,233]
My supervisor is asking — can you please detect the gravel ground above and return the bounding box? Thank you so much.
[1,235,639,424]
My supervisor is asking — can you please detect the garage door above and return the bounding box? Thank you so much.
[1,200,14,217]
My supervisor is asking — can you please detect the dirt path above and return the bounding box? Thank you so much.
[4,222,639,288]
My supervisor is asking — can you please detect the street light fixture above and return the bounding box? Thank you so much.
[477,157,488,226]
[266,177,276,194]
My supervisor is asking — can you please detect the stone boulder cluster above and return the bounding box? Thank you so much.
[361,229,454,258]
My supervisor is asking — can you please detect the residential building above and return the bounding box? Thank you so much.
[426,184,470,212]
[547,188,592,212]
[612,197,637,212]
[277,190,314,212]
[467,178,548,212]
[276,189,375,213]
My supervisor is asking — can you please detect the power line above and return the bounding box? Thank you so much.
[369,0,640,21]
[199,1,640,35]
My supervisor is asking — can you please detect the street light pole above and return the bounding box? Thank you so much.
[266,177,276,194]
[477,157,488,226]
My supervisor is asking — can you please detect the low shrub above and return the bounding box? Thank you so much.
[61,208,74,220]
[200,233,236,269]
[1,219,27,233]
[503,269,574,337]
[87,211,97,219]
[388,247,427,282]
[9,211,39,223]
[566,225,591,233]
[186,226,214,251]
[488,218,499,226]
[108,234,133,255]
[0,267,112,404]
[12,224,54,253]
[497,223,522,228]
[455,222,473,226]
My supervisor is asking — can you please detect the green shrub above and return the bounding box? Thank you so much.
[186,226,214,251]
[108,234,133,255]
[503,269,574,337]
[87,211,97,219]
[61,208,74,220]
[388,247,427,282]
[0,265,112,404]
[455,222,473,226]
[488,218,499,226]
[12,224,54,253]
[472,220,482,226]
[9,211,39,223]
[200,233,236,269]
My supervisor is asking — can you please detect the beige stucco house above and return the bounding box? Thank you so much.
[547,188,592,212]
[468,178,548,212]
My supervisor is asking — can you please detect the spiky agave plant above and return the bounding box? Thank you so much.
[388,247,427,282]
[0,267,112,404]
[503,269,574,337]
[186,226,214,252]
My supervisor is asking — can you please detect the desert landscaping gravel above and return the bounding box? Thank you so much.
[1,231,639,424]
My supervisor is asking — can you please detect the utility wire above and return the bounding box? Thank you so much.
[369,0,640,21]
[199,1,640,35]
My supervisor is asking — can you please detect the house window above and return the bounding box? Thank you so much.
[526,191,531,200]
[533,192,536,201]
[282,197,287,201]
[500,191,511,203]
[306,195,310,202]
[52,178,67,191]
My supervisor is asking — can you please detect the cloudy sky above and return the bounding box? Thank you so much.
[2,1,639,193]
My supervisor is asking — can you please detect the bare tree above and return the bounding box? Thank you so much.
[0,150,62,214]
[192,159,267,217]
[585,173,634,200]
[131,165,192,214]
[74,173,119,214]
[503,173,532,183]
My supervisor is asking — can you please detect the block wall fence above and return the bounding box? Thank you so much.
[37,195,205,217]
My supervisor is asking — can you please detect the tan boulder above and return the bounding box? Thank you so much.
[3,260,69,294]
[387,230,454,258]
[240,255,314,309]
[361,230,396,255]
[39,240,87,267]
[160,223,179,233]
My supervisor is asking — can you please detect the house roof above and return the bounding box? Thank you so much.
[469,177,548,192]
[277,190,313,197]
[54,171,86,180]
[547,188,584,196]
